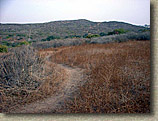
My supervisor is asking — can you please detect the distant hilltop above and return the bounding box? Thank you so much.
[0,19,148,42]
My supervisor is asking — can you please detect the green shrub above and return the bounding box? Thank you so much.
[19,41,29,46]
[138,28,150,32]
[99,32,106,36]
[46,35,55,41]
[64,35,81,39]
[41,39,47,41]
[108,28,127,35]
[16,34,26,37]
[41,35,60,41]
[8,34,14,37]
[0,44,8,52]
[2,41,30,48]
[11,41,29,47]
[2,41,12,47]
[114,28,127,34]
[86,34,100,39]
[12,42,19,47]
[83,33,88,38]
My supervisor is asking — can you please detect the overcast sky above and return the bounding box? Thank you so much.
[0,0,150,25]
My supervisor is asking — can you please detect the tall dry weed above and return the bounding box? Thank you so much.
[49,41,150,113]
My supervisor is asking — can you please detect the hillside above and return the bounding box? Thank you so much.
[0,19,145,42]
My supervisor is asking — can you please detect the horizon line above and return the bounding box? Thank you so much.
[0,19,150,26]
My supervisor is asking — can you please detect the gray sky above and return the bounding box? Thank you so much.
[0,0,150,25]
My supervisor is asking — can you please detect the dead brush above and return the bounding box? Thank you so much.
[50,41,150,113]
[0,40,150,113]
[0,45,57,112]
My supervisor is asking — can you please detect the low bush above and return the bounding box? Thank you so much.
[83,33,88,38]
[41,35,60,41]
[0,45,55,112]
[86,34,100,39]
[99,32,106,36]
[0,45,45,89]
[19,41,29,46]
[1,41,30,48]
[65,35,81,39]
[108,28,128,35]
[0,44,8,52]
[1,41,12,47]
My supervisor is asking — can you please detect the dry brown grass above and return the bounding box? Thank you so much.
[0,40,150,113]
[47,40,150,113]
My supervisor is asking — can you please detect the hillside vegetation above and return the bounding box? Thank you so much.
[0,19,147,42]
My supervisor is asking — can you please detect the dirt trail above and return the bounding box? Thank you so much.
[11,50,86,113]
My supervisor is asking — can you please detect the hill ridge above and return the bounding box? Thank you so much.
[0,19,146,42]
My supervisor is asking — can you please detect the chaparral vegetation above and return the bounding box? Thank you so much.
[0,19,150,113]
